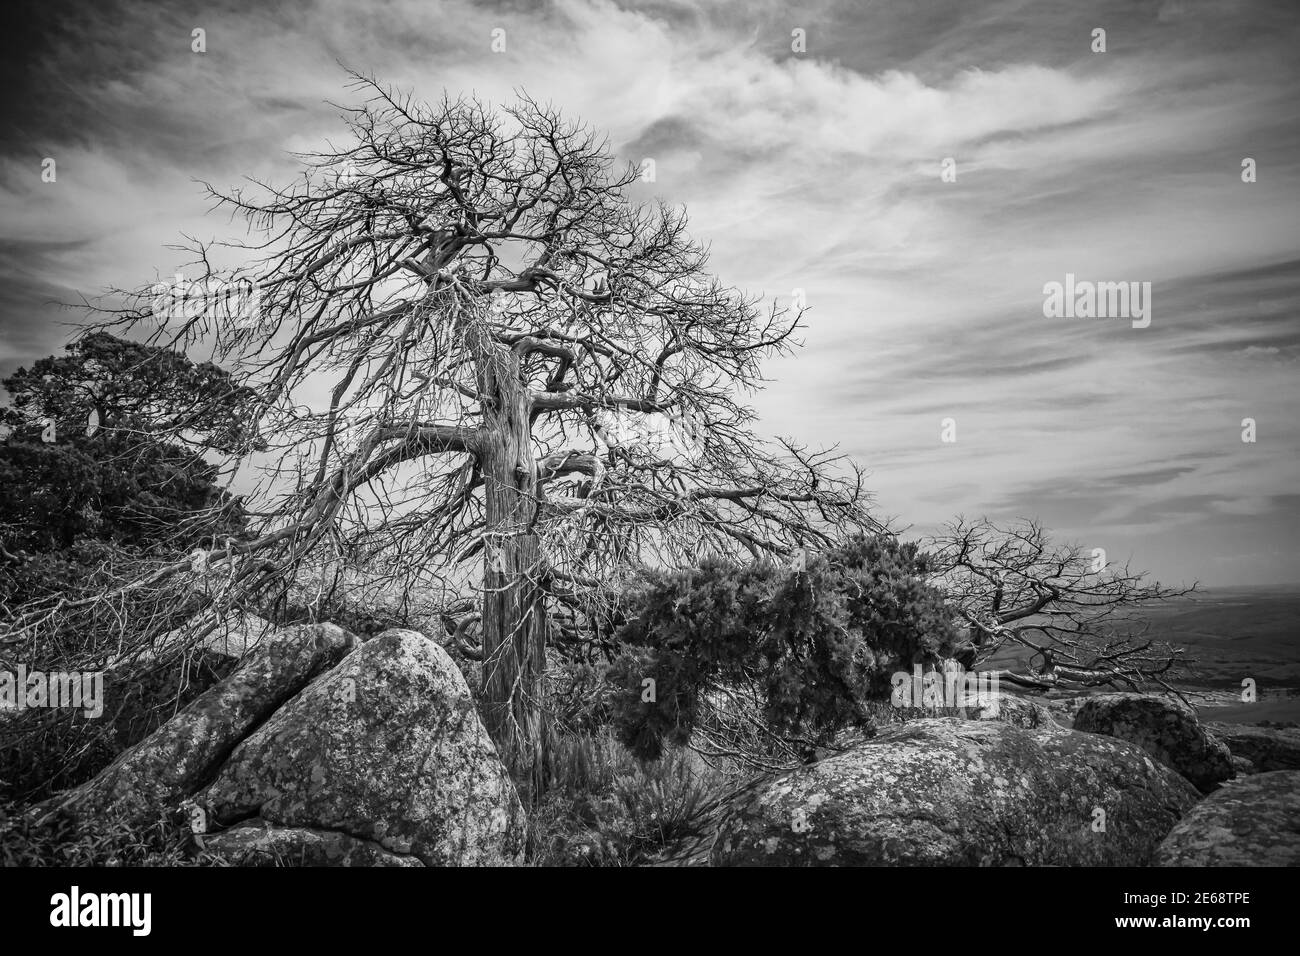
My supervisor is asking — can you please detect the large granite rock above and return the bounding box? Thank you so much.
[710,718,1198,866]
[49,623,355,824]
[1073,693,1233,793]
[200,629,524,866]
[1155,771,1300,866]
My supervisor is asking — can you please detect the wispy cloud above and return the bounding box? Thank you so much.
[1,0,1296,584]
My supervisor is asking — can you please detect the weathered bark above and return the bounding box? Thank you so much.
[479,527,548,800]
[472,321,549,798]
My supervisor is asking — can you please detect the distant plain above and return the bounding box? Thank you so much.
[984,586,1300,725]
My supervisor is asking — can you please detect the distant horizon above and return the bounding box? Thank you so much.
[1172,582,1300,593]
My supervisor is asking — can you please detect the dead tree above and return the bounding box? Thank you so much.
[926,517,1194,693]
[20,75,876,792]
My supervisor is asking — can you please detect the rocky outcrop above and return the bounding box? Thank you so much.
[199,629,524,866]
[710,718,1198,866]
[1073,693,1233,793]
[43,620,523,867]
[1155,771,1300,866]
[50,623,356,824]
[1204,722,1300,773]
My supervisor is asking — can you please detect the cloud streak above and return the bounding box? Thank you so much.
[1,0,1296,584]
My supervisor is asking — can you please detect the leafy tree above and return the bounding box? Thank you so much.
[608,534,957,763]
[0,332,251,616]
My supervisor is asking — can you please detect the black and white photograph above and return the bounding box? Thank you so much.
[0,0,1295,930]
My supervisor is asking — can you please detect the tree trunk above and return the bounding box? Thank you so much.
[480,527,548,800]
[474,329,549,800]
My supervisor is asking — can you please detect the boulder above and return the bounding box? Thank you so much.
[1155,771,1300,866]
[49,623,355,824]
[1073,693,1232,793]
[711,718,1198,866]
[203,822,423,867]
[200,629,524,866]
[1204,722,1300,772]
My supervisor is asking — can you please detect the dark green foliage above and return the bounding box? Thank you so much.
[0,331,256,454]
[609,534,957,759]
[0,432,242,556]
[0,332,252,569]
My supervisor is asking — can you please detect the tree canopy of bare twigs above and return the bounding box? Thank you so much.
[925,517,1195,693]
[10,74,877,791]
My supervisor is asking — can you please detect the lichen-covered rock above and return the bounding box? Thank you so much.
[1074,694,1232,793]
[1155,771,1300,866]
[204,822,423,867]
[1205,722,1300,772]
[201,628,524,866]
[52,623,355,824]
[710,718,1198,866]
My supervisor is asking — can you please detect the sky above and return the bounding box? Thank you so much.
[1,0,1297,587]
